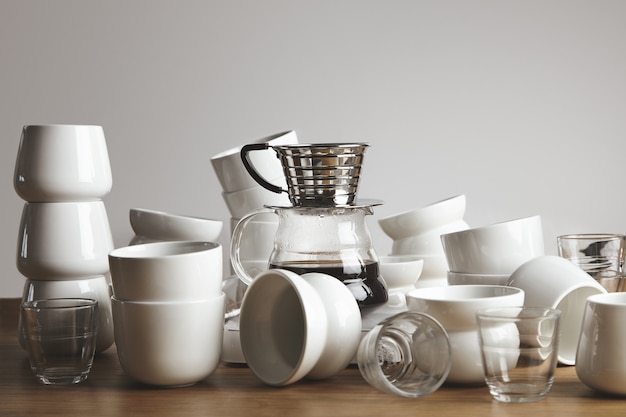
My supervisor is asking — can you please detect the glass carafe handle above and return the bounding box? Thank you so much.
[230,207,275,286]
[240,143,285,194]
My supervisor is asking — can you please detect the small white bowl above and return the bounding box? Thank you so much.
[379,255,424,291]
[378,195,466,240]
[239,269,361,385]
[129,208,223,242]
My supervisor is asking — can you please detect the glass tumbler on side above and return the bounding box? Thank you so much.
[357,311,451,398]
[476,306,561,403]
[20,298,98,385]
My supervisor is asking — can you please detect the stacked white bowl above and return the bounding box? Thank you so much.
[14,125,115,353]
[440,215,546,286]
[108,241,225,386]
[378,195,470,288]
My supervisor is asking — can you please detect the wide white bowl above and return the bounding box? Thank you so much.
[406,285,525,384]
[14,124,112,202]
[440,215,544,274]
[111,293,225,387]
[109,241,223,302]
[18,276,114,353]
[129,208,223,243]
[390,220,470,256]
[239,269,361,385]
[17,201,114,279]
[378,195,466,240]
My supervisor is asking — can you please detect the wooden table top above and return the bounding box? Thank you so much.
[1,297,625,417]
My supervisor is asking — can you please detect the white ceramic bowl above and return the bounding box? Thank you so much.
[109,241,223,302]
[239,269,361,385]
[129,208,223,243]
[14,124,113,202]
[17,201,114,279]
[111,293,225,387]
[222,184,291,219]
[446,271,510,286]
[398,253,449,286]
[406,285,525,384]
[507,256,607,365]
[440,215,545,274]
[378,195,466,240]
[390,220,470,256]
[18,276,114,353]
[211,130,297,193]
[379,255,424,290]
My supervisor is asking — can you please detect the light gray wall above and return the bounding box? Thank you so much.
[1,0,625,297]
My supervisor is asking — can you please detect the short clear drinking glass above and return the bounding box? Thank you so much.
[557,233,625,292]
[357,311,451,398]
[476,307,561,403]
[20,298,98,385]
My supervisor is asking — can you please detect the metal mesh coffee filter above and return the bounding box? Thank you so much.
[241,142,369,207]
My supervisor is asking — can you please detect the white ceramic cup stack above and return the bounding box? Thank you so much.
[14,125,115,353]
[108,241,225,387]
[378,195,470,288]
[441,215,545,286]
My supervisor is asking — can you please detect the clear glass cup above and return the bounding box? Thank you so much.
[20,298,98,385]
[476,306,561,403]
[357,311,451,398]
[557,233,625,292]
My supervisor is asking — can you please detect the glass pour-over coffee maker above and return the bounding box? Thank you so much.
[230,142,388,308]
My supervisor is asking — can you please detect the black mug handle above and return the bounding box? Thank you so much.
[240,143,284,194]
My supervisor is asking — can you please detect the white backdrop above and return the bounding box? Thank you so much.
[1,0,625,297]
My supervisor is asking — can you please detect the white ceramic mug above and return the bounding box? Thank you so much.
[239,269,361,385]
[507,256,607,365]
[111,293,225,387]
[440,215,544,274]
[14,124,112,202]
[576,292,626,395]
[109,241,223,302]
[17,201,114,279]
[406,285,525,385]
